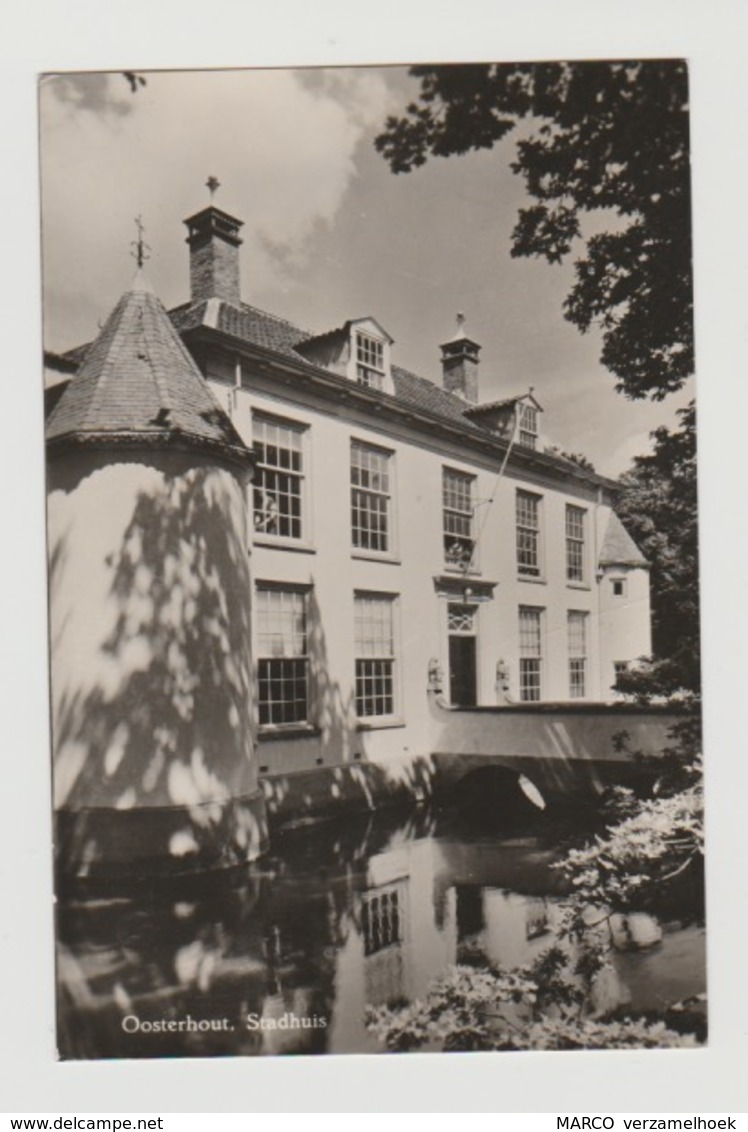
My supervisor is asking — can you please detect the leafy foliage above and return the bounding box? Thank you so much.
[562,783,703,913]
[378,61,699,695]
[370,58,704,1058]
[545,446,596,471]
[376,61,692,401]
[367,950,699,1052]
[369,773,704,1055]
[513,1015,698,1051]
[368,708,704,1055]
[615,402,699,694]
[561,700,703,916]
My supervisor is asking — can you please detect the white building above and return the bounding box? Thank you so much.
[44,201,652,862]
[176,204,650,773]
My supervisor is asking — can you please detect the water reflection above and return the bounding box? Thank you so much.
[56,807,705,1059]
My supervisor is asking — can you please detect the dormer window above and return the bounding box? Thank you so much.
[295,316,394,393]
[356,332,385,390]
[519,403,538,450]
[462,391,543,446]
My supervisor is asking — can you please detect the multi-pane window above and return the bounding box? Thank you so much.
[443,468,475,569]
[256,587,309,726]
[361,882,404,956]
[516,490,542,577]
[354,594,397,718]
[518,403,538,450]
[519,606,543,702]
[566,505,586,582]
[351,441,392,553]
[356,332,385,390]
[252,415,305,540]
[568,610,588,699]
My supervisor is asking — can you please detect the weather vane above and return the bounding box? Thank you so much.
[130,214,151,269]
[206,175,221,201]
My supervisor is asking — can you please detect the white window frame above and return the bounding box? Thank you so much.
[516,490,543,578]
[255,584,310,729]
[518,403,538,450]
[361,879,407,957]
[354,592,399,722]
[518,605,544,702]
[251,412,308,545]
[351,440,395,556]
[568,610,588,699]
[442,467,477,571]
[566,504,587,584]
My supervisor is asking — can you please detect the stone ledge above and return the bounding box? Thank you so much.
[54,789,268,879]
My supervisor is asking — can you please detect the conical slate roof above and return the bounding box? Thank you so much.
[599,512,649,568]
[46,271,252,466]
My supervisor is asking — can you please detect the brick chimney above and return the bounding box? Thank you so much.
[184,206,243,305]
[440,314,480,403]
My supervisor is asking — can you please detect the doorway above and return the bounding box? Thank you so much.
[448,603,478,706]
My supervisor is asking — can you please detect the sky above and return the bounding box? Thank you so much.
[7,0,748,1112]
[39,65,694,476]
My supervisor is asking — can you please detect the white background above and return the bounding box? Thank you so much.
[1,0,747,1114]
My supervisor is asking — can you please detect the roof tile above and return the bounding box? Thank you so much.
[599,512,649,567]
[47,280,250,461]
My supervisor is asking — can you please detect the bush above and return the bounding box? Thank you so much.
[367,710,704,1054]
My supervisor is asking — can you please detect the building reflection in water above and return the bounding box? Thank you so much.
[56,808,705,1059]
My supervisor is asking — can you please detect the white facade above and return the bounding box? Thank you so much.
[198,345,651,780]
[45,204,652,792]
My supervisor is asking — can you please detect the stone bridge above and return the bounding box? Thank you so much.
[427,690,685,810]
[263,691,688,829]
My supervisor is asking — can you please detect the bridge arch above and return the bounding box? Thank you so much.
[451,763,546,826]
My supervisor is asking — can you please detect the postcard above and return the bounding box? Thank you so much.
[40,61,704,1060]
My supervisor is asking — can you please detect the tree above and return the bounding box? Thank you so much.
[367,953,700,1052]
[376,62,692,401]
[371,61,705,1055]
[367,703,705,1055]
[545,446,596,472]
[615,402,699,695]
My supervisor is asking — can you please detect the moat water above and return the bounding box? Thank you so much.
[56,806,706,1058]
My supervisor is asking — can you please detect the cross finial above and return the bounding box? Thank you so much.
[130,214,150,269]
[206,175,221,201]
[456,312,465,329]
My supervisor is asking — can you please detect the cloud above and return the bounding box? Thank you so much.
[40,68,391,348]
[42,72,138,117]
[601,431,655,478]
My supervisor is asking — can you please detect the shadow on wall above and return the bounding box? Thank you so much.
[50,457,265,875]
[56,807,422,1058]
[308,586,355,768]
